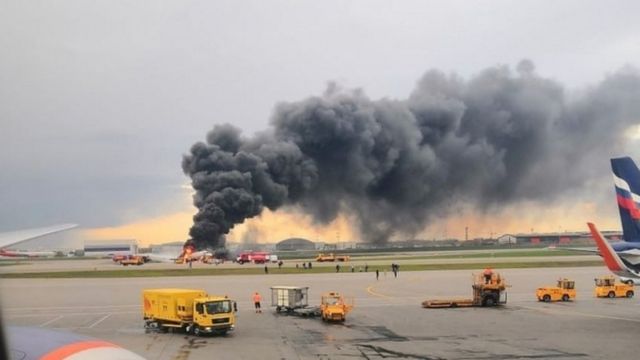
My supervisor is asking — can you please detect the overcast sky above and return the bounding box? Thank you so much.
[1,0,640,234]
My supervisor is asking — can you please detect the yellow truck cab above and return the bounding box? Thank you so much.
[120,255,144,266]
[320,292,353,322]
[536,278,576,302]
[143,289,236,336]
[594,276,634,298]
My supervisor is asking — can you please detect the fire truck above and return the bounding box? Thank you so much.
[236,251,270,264]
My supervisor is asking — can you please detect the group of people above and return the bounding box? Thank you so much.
[264,260,286,273]
[263,260,401,279]
[296,262,313,269]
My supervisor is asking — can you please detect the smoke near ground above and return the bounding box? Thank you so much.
[182,61,640,249]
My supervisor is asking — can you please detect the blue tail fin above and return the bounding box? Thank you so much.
[611,157,640,242]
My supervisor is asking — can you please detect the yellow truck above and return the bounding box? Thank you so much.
[120,255,145,266]
[320,292,353,322]
[536,278,576,302]
[594,276,634,298]
[315,253,350,262]
[143,289,236,336]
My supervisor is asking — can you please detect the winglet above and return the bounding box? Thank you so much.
[587,222,624,272]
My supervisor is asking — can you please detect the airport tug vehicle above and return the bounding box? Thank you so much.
[536,278,576,302]
[143,289,236,336]
[594,275,634,298]
[271,286,354,322]
[422,272,508,308]
[119,255,145,266]
[320,292,353,322]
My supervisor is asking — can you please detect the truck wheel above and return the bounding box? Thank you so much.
[608,291,615,298]
[483,295,496,307]
[543,294,551,302]
[562,294,569,302]
[625,280,634,285]
[626,291,634,298]
[276,306,281,313]
[193,326,201,336]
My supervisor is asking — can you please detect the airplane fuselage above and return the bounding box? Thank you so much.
[0,249,56,258]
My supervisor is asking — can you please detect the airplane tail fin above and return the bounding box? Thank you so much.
[611,157,640,242]
[587,222,627,274]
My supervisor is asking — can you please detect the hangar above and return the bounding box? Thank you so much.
[83,239,137,257]
[275,238,316,251]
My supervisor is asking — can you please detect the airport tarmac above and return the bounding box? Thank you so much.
[2,266,639,359]
[0,251,599,274]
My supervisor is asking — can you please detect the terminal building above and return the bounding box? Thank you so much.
[83,239,138,257]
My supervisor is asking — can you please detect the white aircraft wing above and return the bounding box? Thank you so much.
[0,223,78,249]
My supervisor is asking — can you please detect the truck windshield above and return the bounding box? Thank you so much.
[205,300,231,314]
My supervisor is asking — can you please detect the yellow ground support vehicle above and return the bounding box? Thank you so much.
[143,289,236,336]
[536,278,576,302]
[315,253,350,262]
[120,255,144,266]
[422,272,508,308]
[320,292,353,322]
[594,276,634,298]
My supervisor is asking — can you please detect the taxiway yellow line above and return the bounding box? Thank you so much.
[366,284,393,299]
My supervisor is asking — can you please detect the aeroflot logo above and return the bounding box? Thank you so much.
[614,174,640,220]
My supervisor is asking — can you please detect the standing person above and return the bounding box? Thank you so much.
[351,264,355,273]
[308,262,312,269]
[365,264,369,272]
[483,267,493,284]
[303,262,307,269]
[336,264,340,273]
[376,269,379,280]
[264,265,269,274]
[253,292,262,313]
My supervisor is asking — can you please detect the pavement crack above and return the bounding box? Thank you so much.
[356,344,446,360]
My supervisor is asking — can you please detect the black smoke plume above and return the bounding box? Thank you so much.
[182,61,640,249]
